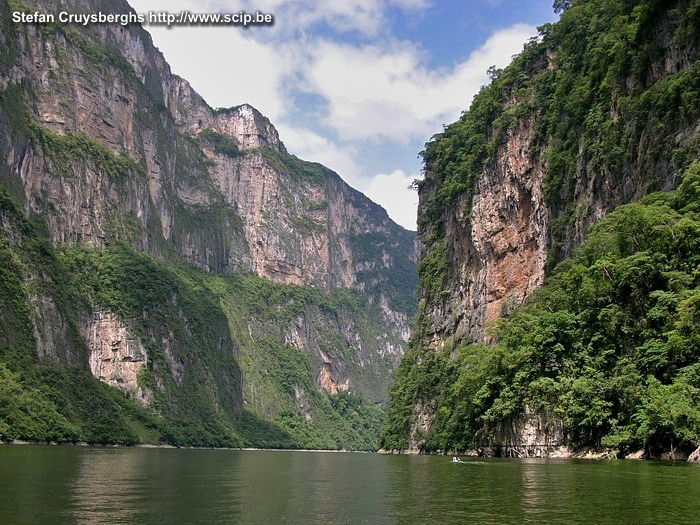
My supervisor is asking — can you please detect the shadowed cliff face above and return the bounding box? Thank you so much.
[0,0,417,445]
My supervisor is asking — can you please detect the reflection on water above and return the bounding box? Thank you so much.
[69,449,393,525]
[71,449,140,524]
[70,448,245,524]
[520,460,544,521]
[1,447,699,524]
[234,451,394,524]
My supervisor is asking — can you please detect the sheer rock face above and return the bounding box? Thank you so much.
[471,118,549,329]
[4,6,413,294]
[689,446,700,462]
[317,349,350,395]
[277,306,406,403]
[405,3,697,453]
[202,150,388,291]
[490,405,565,458]
[417,10,695,348]
[28,289,77,366]
[421,116,549,344]
[83,310,150,404]
[0,0,417,404]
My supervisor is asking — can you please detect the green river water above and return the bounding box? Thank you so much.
[0,446,698,524]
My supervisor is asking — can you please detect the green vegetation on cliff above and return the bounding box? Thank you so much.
[419,0,698,285]
[383,164,700,454]
[382,0,699,455]
[30,123,145,179]
[1,0,416,451]
[0,186,160,445]
[0,186,384,449]
[197,129,241,158]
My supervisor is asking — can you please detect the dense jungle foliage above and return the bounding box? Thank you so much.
[382,164,700,454]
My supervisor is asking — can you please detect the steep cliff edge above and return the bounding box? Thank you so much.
[382,0,699,457]
[0,0,417,448]
[416,0,697,346]
[1,0,415,297]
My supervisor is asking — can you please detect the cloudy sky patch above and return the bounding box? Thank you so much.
[129,0,556,229]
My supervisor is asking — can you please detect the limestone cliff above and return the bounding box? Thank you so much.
[418,0,697,345]
[0,0,416,448]
[419,115,550,344]
[382,0,699,454]
[418,2,698,341]
[84,310,147,395]
[1,0,414,298]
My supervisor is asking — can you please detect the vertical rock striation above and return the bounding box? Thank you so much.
[416,0,698,347]
[2,0,414,299]
[84,309,149,403]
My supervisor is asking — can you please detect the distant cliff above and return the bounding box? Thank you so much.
[0,0,417,448]
[382,0,699,458]
[2,0,415,306]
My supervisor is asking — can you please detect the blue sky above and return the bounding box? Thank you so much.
[129,0,558,229]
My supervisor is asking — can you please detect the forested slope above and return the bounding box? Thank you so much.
[382,0,699,457]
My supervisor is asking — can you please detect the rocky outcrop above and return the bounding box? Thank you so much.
[688,446,700,462]
[490,406,565,458]
[83,309,150,404]
[210,105,283,152]
[405,403,567,458]
[273,304,406,404]
[317,349,350,395]
[660,448,690,461]
[422,115,549,343]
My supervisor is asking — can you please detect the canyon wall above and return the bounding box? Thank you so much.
[0,0,417,447]
[382,0,699,453]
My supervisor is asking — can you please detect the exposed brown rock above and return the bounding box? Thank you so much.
[83,310,150,405]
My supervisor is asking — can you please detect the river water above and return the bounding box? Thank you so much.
[1,446,698,524]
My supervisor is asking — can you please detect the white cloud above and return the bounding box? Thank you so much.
[140,26,292,120]
[129,0,296,119]
[362,170,419,230]
[145,0,430,37]
[276,124,363,184]
[129,0,536,229]
[303,23,536,143]
[131,0,535,142]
